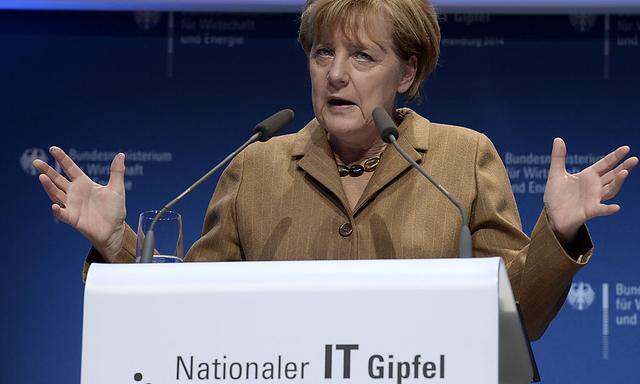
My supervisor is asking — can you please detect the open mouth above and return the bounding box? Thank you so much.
[327,97,357,107]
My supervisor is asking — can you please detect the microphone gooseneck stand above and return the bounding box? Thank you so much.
[139,109,295,263]
[372,107,472,258]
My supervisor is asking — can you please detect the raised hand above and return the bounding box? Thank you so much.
[544,138,638,244]
[33,147,127,261]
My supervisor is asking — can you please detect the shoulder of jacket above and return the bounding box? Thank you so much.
[240,131,299,163]
[427,121,486,144]
[423,121,496,161]
[242,117,320,161]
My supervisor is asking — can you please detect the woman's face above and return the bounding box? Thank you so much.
[308,14,416,145]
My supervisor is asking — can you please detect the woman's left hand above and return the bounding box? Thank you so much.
[544,138,638,244]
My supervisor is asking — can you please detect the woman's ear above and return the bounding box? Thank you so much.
[397,55,417,94]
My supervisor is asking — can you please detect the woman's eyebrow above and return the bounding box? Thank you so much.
[313,42,333,51]
[351,41,387,53]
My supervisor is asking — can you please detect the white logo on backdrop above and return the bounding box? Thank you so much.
[20,148,61,176]
[22,147,173,194]
[569,15,597,33]
[568,282,596,310]
[134,12,162,30]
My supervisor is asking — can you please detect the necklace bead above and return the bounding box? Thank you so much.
[337,165,350,177]
[349,164,365,177]
[363,157,380,172]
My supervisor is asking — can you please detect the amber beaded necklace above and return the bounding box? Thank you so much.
[337,155,381,177]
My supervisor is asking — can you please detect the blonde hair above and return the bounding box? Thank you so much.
[298,0,440,102]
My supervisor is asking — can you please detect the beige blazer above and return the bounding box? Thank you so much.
[86,109,592,340]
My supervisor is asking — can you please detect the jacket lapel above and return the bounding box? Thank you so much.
[354,110,431,215]
[293,119,351,213]
[290,110,431,217]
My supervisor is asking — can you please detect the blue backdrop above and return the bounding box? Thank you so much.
[3,10,639,383]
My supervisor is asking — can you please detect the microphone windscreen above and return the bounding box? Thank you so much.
[372,107,399,143]
[254,109,295,142]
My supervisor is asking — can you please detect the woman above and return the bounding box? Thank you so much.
[33,0,636,340]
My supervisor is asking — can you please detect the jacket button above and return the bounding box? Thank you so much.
[339,222,353,237]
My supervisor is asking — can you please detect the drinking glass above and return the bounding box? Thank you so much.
[135,210,184,263]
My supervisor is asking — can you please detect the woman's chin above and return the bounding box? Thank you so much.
[322,113,366,137]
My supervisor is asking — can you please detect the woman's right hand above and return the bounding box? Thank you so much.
[33,147,127,261]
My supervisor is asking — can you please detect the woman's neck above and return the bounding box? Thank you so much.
[328,109,405,164]
[329,129,387,165]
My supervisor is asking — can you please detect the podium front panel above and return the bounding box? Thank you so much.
[81,258,503,384]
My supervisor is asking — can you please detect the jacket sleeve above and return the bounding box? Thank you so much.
[82,224,137,282]
[470,133,593,341]
[184,151,245,262]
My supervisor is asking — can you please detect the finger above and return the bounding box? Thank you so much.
[49,146,84,180]
[107,153,126,191]
[549,137,567,175]
[38,174,67,205]
[592,146,631,176]
[602,170,629,201]
[32,158,70,192]
[51,203,72,225]
[593,203,621,217]
[600,156,638,186]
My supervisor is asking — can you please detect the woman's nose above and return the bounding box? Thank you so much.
[327,57,349,88]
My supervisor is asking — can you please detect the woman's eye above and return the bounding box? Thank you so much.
[314,48,333,58]
[354,51,373,61]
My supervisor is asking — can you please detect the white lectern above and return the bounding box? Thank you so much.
[81,257,536,384]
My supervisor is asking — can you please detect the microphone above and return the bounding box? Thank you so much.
[254,109,294,142]
[372,107,472,258]
[140,109,295,263]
